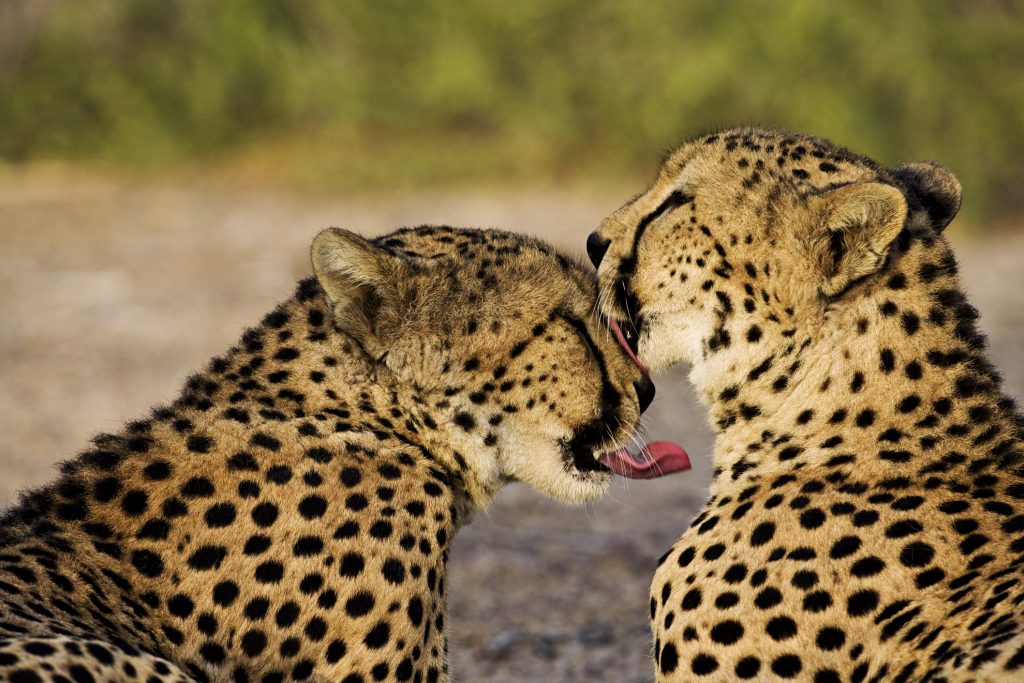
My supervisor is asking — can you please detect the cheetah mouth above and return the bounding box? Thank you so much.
[608,318,647,374]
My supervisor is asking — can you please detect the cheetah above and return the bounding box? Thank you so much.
[0,226,687,683]
[588,128,1024,682]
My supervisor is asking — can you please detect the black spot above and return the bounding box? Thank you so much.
[799,508,826,529]
[275,601,300,627]
[186,435,214,453]
[453,412,476,431]
[691,654,719,675]
[339,467,363,488]
[899,541,935,568]
[916,567,946,589]
[131,550,164,578]
[120,490,149,516]
[241,532,270,557]
[181,477,215,497]
[188,545,227,571]
[143,460,172,481]
[880,349,895,373]
[213,581,239,606]
[792,570,818,590]
[364,622,390,649]
[298,495,328,519]
[897,395,921,413]
[735,657,761,679]
[346,493,369,511]
[326,640,347,664]
[251,502,279,527]
[710,620,744,645]
[378,463,402,480]
[266,464,292,484]
[887,272,907,289]
[659,642,678,674]
[778,446,803,461]
[886,520,922,538]
[369,520,393,539]
[167,593,195,618]
[274,347,300,361]
[241,629,267,656]
[847,589,879,617]
[382,559,406,585]
[803,591,833,613]
[816,627,846,651]
[244,597,270,621]
[293,536,324,557]
[339,552,365,578]
[829,536,861,559]
[766,616,797,640]
[228,451,259,471]
[750,522,775,546]
[724,564,748,584]
[250,432,282,451]
[855,409,875,428]
[754,587,782,609]
[771,655,802,678]
[850,372,864,392]
[681,588,702,610]
[254,561,284,584]
[204,503,237,528]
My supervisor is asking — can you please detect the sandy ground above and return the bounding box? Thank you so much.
[0,174,1021,682]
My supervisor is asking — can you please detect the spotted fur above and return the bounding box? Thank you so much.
[591,128,1024,682]
[0,226,649,682]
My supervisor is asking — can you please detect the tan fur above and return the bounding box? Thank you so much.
[0,226,647,682]
[592,128,1023,682]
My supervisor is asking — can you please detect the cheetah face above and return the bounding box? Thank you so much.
[589,128,961,381]
[312,226,683,505]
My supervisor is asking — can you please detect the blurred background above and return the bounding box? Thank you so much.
[1,1,1022,680]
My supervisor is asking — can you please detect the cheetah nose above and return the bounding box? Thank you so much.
[586,232,611,268]
[634,377,656,414]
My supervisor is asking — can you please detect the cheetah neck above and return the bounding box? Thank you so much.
[695,237,1022,494]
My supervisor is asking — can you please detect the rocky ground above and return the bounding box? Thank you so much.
[1,173,1021,681]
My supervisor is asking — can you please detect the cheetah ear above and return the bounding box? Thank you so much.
[811,182,908,298]
[890,161,962,233]
[311,228,408,357]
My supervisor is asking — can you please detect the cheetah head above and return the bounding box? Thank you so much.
[311,226,688,506]
[589,128,961,392]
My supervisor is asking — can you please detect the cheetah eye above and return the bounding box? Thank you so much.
[556,311,599,360]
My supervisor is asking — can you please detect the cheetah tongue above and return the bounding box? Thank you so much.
[609,319,649,375]
[600,441,691,479]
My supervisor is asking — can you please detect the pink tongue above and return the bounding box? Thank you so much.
[609,320,649,375]
[600,441,692,479]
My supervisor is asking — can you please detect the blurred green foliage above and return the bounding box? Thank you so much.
[1,0,1022,220]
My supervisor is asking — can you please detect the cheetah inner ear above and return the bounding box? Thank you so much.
[890,161,962,233]
[811,182,908,298]
[311,227,407,357]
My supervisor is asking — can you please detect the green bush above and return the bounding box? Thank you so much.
[2,0,1022,220]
